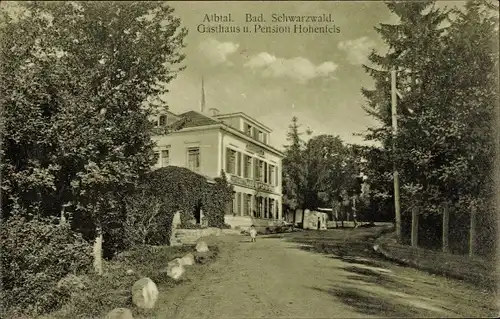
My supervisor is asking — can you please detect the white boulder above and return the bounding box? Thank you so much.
[131,277,158,309]
[179,253,195,266]
[195,240,209,253]
[166,260,185,280]
[105,308,134,319]
[126,269,134,275]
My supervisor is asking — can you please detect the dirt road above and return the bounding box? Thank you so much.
[153,227,497,318]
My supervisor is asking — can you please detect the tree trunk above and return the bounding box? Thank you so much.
[301,208,306,229]
[411,206,419,248]
[93,225,104,275]
[442,204,449,253]
[341,205,344,228]
[469,207,476,257]
[369,200,376,226]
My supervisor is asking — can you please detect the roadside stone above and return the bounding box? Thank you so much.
[166,259,185,280]
[195,240,209,252]
[105,307,134,319]
[126,269,134,275]
[131,277,158,309]
[179,253,195,266]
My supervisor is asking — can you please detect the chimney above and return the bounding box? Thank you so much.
[209,108,220,116]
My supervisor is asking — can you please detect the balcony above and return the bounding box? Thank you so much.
[228,174,275,193]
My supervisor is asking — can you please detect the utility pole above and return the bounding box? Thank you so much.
[391,69,402,244]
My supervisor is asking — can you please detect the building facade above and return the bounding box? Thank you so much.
[151,109,284,230]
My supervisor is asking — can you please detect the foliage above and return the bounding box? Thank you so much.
[124,187,163,246]
[0,215,92,317]
[124,167,234,245]
[129,166,207,245]
[0,1,187,252]
[282,116,306,211]
[361,0,498,255]
[282,116,362,217]
[202,170,234,228]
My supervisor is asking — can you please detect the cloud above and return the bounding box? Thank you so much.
[244,52,338,83]
[338,36,376,65]
[198,38,239,66]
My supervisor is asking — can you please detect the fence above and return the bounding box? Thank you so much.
[400,204,496,259]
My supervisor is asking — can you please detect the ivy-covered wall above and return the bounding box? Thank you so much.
[126,167,233,245]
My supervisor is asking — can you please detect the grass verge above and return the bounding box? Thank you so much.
[374,232,496,292]
[40,244,219,319]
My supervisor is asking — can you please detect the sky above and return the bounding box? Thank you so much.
[164,1,466,151]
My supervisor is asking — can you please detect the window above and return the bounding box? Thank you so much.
[244,155,252,178]
[158,115,167,126]
[226,148,236,174]
[255,196,263,218]
[259,161,267,182]
[254,159,260,181]
[232,192,237,214]
[236,193,242,215]
[187,148,200,172]
[270,199,275,219]
[276,200,280,219]
[269,165,275,186]
[245,194,252,216]
[236,152,242,176]
[275,167,279,187]
[161,150,169,167]
[154,152,160,165]
[263,197,268,219]
[264,163,268,184]
[258,131,263,142]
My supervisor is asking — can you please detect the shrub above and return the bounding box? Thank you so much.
[0,215,92,317]
[201,171,233,228]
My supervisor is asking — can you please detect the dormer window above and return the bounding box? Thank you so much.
[158,115,167,126]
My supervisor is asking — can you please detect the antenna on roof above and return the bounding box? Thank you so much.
[200,76,206,113]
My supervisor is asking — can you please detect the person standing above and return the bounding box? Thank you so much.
[249,225,257,242]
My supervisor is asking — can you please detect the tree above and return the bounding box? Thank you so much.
[283,127,363,227]
[361,1,450,216]
[0,1,187,272]
[362,0,498,253]
[282,117,307,223]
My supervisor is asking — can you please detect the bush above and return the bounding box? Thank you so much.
[221,223,232,229]
[0,215,92,317]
